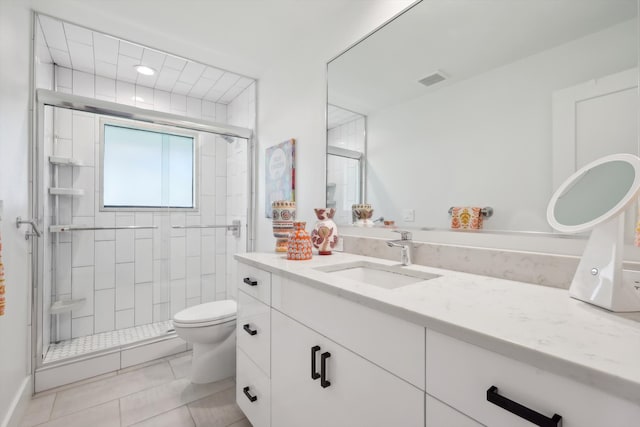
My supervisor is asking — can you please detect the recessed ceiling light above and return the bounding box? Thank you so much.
[134,65,156,76]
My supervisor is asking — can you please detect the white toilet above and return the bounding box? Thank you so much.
[172,300,237,384]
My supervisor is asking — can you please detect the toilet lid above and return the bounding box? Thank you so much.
[173,300,237,325]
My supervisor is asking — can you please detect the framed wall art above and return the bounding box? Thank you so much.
[265,138,295,217]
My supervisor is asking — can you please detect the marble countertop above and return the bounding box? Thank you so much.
[235,251,640,405]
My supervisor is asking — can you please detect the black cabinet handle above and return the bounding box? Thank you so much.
[311,346,321,380]
[243,324,257,336]
[243,386,258,402]
[320,351,331,388]
[487,386,562,427]
[243,277,257,286]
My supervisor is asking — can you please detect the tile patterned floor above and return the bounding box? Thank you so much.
[21,352,251,427]
[45,321,174,363]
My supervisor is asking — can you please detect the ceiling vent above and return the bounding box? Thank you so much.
[418,71,447,87]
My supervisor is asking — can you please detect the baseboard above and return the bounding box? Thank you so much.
[1,375,32,427]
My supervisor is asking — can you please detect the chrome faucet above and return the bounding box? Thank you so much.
[386,230,412,266]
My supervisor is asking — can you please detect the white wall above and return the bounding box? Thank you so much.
[366,19,637,232]
[0,1,33,424]
[255,2,414,251]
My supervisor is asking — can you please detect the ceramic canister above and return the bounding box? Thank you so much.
[352,203,374,227]
[311,208,339,255]
[287,221,313,260]
[272,200,296,252]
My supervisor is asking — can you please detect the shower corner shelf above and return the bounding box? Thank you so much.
[49,187,84,196]
[50,298,86,315]
[49,156,83,166]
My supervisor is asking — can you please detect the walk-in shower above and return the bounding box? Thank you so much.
[31,14,256,390]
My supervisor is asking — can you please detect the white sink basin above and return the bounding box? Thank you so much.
[316,261,440,290]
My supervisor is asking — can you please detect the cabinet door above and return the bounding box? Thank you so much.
[426,329,640,427]
[236,349,270,427]
[237,290,270,376]
[271,309,423,427]
[426,394,482,427]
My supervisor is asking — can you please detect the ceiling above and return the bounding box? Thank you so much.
[36,14,255,104]
[30,0,415,80]
[328,0,638,114]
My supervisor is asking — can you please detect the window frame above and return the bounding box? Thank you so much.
[99,117,200,212]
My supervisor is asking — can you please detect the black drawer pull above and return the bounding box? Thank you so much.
[320,351,331,388]
[487,386,562,427]
[243,386,258,402]
[311,346,321,380]
[243,277,258,286]
[243,324,257,336]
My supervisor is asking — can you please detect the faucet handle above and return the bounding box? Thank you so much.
[392,230,412,240]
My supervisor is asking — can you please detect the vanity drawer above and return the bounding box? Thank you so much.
[237,348,271,427]
[425,329,640,427]
[237,262,271,304]
[237,290,271,376]
[272,274,425,390]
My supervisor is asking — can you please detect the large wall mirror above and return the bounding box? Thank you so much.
[326,0,639,235]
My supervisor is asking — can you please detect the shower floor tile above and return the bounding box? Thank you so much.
[45,320,174,363]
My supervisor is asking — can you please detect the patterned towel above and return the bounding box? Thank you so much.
[450,207,483,230]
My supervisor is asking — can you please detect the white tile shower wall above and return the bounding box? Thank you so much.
[328,117,365,225]
[226,82,255,300]
[48,66,253,341]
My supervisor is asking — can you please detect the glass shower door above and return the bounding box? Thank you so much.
[165,131,248,318]
[37,105,251,367]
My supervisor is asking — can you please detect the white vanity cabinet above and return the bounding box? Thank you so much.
[235,256,640,427]
[271,309,424,427]
[426,329,640,427]
[236,261,425,427]
[236,263,272,427]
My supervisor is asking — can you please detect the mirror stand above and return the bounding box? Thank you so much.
[570,215,640,312]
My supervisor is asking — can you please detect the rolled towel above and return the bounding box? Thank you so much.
[450,207,483,230]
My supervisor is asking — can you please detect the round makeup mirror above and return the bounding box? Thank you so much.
[547,153,640,312]
[547,153,640,233]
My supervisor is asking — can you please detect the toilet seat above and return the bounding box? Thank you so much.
[173,300,237,328]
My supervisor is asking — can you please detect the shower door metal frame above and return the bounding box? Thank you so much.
[31,89,256,375]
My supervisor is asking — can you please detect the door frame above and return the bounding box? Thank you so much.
[31,89,255,379]
[551,67,639,190]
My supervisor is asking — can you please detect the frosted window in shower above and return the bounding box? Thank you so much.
[102,123,195,209]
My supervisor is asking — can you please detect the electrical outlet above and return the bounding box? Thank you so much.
[402,209,415,222]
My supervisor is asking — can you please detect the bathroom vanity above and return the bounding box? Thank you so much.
[235,252,640,427]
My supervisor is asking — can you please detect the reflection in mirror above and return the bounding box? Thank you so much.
[327,105,366,224]
[553,160,635,227]
[327,0,638,234]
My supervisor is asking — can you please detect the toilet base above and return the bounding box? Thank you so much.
[190,331,236,384]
